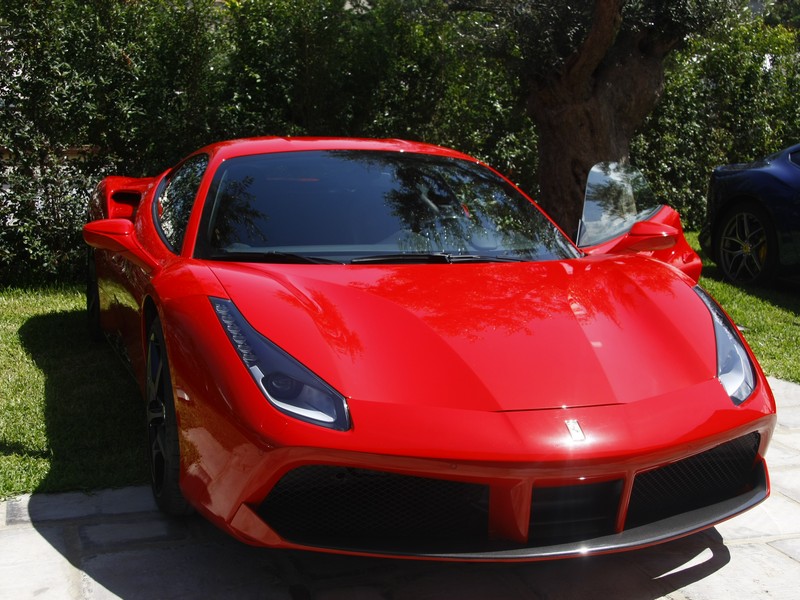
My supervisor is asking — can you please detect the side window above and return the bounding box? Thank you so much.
[790,151,800,168]
[156,154,209,252]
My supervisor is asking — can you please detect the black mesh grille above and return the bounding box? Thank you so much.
[530,480,623,545]
[626,432,761,529]
[259,466,488,552]
[257,432,762,554]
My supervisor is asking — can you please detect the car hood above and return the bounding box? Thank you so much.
[208,256,717,412]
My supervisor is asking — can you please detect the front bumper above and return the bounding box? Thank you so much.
[172,322,777,561]
[221,429,769,561]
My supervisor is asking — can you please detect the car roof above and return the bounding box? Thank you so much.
[197,137,479,163]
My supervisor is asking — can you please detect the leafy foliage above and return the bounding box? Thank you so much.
[765,0,800,28]
[1,0,225,284]
[219,0,536,183]
[1,0,799,283]
[633,19,800,229]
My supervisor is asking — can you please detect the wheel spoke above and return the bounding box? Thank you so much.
[730,255,746,280]
[746,227,765,243]
[147,338,162,399]
[150,427,166,459]
[721,234,743,246]
[746,254,762,276]
[718,207,773,284]
[147,401,165,425]
[146,328,168,494]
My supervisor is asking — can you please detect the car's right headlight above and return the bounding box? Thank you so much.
[211,297,351,431]
[694,287,756,405]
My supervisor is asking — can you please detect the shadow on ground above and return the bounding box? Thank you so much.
[701,263,800,317]
[272,529,731,600]
[17,308,147,493]
[19,484,734,600]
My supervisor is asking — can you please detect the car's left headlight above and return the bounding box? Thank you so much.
[211,297,351,431]
[694,287,756,405]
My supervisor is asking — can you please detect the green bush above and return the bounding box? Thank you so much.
[2,1,798,284]
[0,0,225,285]
[0,153,103,285]
[633,19,800,229]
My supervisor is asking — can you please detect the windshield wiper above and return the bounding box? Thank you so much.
[212,251,342,265]
[448,254,526,263]
[350,253,525,264]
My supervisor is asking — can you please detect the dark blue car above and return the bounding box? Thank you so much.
[700,143,800,285]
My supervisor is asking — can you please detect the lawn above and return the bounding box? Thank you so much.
[685,231,800,383]
[0,285,147,498]
[1,246,798,497]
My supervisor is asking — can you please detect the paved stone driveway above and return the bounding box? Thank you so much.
[2,378,798,599]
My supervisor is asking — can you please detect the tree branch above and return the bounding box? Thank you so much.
[561,0,625,95]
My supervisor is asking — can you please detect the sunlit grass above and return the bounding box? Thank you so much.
[686,232,800,384]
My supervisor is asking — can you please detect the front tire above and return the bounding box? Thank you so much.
[146,316,192,515]
[715,202,777,285]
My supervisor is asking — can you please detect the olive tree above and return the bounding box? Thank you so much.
[446,0,747,237]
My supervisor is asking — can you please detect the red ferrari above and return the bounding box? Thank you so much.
[84,138,775,561]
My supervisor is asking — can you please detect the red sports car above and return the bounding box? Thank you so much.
[84,138,775,561]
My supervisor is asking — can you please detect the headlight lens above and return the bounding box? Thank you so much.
[211,297,350,431]
[693,287,756,405]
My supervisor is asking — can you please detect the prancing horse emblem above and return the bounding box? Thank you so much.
[565,419,586,442]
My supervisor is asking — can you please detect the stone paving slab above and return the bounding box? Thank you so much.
[1,376,798,599]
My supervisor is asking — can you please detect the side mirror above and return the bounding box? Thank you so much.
[577,162,664,249]
[610,220,679,253]
[83,219,159,273]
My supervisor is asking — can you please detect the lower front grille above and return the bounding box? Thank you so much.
[257,432,763,554]
[259,466,488,552]
[530,480,622,544]
[625,432,761,529]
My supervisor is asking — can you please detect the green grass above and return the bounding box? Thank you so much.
[0,285,147,498]
[686,232,800,383]
[1,246,798,496]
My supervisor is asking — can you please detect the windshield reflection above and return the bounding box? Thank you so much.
[196,151,578,263]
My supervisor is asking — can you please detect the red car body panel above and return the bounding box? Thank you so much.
[580,204,703,283]
[84,137,776,561]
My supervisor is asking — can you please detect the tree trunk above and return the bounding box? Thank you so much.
[527,27,679,239]
[445,1,737,238]
[531,98,630,240]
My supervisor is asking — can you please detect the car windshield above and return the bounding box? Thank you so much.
[196,150,578,264]
[576,162,662,247]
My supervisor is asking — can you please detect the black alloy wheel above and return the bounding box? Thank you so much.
[716,203,777,285]
[146,316,192,515]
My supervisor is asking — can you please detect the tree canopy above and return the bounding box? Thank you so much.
[446,0,748,234]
